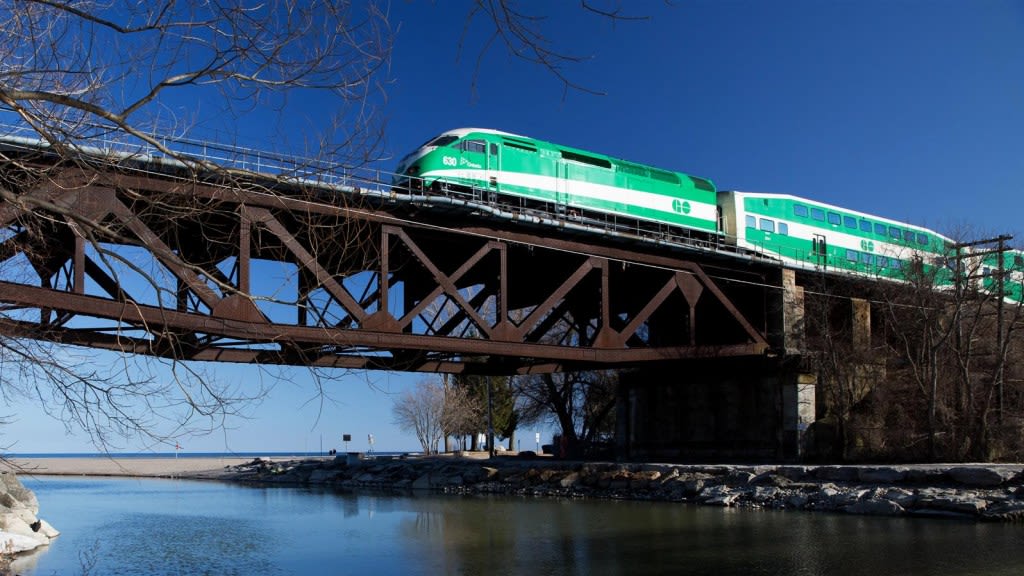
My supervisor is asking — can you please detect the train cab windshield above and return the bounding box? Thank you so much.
[422,134,458,149]
[396,133,461,176]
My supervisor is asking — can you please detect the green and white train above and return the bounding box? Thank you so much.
[393,128,718,235]
[394,128,1021,304]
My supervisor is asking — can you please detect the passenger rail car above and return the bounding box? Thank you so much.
[393,128,719,235]
[719,191,958,289]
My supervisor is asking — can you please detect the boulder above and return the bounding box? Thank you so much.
[726,470,756,486]
[829,488,870,507]
[751,473,793,487]
[814,466,859,482]
[858,467,907,484]
[680,478,705,497]
[787,493,810,508]
[0,531,47,555]
[0,473,36,513]
[630,470,662,489]
[0,472,57,555]
[699,485,740,506]
[919,495,988,515]
[775,466,810,481]
[982,501,1024,521]
[948,467,1006,488]
[883,488,918,508]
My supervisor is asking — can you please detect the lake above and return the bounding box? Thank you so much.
[15,476,1024,575]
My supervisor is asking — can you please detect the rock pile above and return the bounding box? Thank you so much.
[0,471,58,554]
[221,456,1024,522]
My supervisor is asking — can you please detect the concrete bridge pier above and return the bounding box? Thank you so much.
[615,269,817,462]
[617,358,815,462]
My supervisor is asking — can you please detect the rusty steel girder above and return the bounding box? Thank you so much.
[0,157,770,374]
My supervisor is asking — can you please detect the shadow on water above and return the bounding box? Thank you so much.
[390,496,1024,576]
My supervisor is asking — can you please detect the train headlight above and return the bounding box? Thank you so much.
[407,164,419,175]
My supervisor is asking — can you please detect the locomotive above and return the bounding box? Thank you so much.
[394,128,1022,303]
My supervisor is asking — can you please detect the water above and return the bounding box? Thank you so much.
[15,476,1024,575]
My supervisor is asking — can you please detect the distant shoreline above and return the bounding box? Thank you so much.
[0,455,293,479]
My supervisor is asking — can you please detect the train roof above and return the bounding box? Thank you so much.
[437,127,529,140]
[436,128,711,185]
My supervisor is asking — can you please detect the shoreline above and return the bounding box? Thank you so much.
[6,455,1024,521]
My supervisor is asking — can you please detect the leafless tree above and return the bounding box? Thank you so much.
[0,0,642,451]
[460,0,649,97]
[392,379,446,454]
[0,0,392,449]
[391,377,478,454]
[0,0,390,163]
[516,370,616,457]
[443,378,485,451]
[863,236,1024,461]
[949,240,1024,459]
[802,278,881,461]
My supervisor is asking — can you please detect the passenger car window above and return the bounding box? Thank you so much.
[811,208,825,221]
[794,205,809,218]
[759,218,775,233]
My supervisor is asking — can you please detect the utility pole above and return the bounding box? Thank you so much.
[955,234,1014,427]
[487,376,495,458]
[996,235,1009,425]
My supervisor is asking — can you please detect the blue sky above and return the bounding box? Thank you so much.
[3,1,1022,454]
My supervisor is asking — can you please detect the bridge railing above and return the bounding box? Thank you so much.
[0,114,400,195]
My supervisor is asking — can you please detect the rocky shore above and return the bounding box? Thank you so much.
[221,454,1024,522]
[0,471,59,555]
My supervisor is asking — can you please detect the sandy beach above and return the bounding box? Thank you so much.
[0,456,298,479]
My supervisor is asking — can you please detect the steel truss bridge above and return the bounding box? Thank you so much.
[0,130,780,375]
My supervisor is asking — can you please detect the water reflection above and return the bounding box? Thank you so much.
[19,477,1024,576]
[382,494,1024,576]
